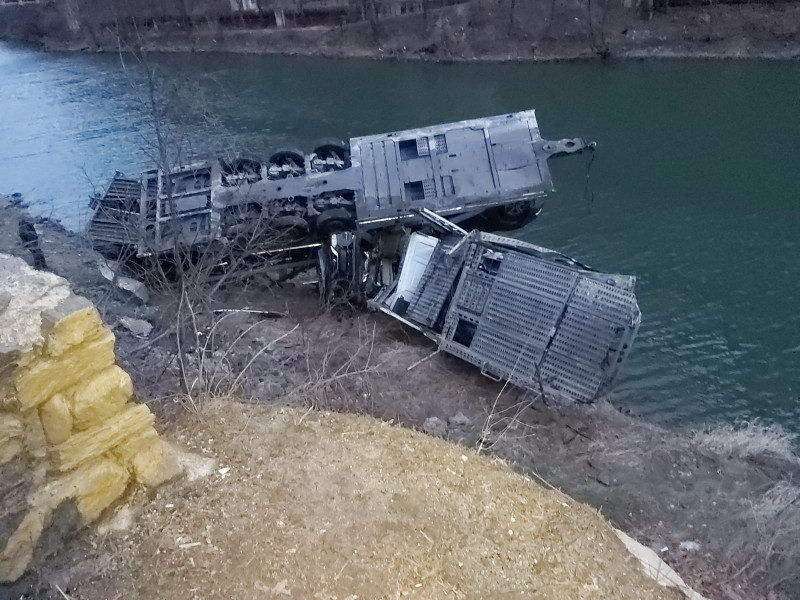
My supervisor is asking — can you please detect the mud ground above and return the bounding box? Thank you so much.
[1,194,798,600]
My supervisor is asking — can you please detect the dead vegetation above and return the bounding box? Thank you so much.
[50,400,683,600]
[693,419,799,464]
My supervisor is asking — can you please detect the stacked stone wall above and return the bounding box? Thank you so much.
[0,254,177,582]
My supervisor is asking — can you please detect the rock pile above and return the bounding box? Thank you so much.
[0,254,178,582]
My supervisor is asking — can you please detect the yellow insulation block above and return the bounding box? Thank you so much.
[55,403,154,471]
[0,413,22,445]
[15,330,116,411]
[1,458,130,581]
[72,456,131,522]
[39,394,72,445]
[131,439,181,487]
[69,365,133,430]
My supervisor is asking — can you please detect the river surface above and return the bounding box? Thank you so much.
[1,42,798,430]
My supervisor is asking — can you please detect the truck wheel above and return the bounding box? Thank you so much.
[268,148,306,179]
[316,208,356,236]
[483,200,536,231]
[312,138,350,172]
[220,157,263,186]
[271,215,310,242]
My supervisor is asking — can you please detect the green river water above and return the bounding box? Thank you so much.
[1,43,797,430]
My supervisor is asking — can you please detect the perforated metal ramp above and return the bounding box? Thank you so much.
[437,240,640,402]
[404,238,461,329]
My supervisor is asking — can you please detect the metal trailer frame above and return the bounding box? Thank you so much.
[87,111,592,258]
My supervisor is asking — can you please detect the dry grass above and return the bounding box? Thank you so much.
[693,419,799,463]
[79,400,681,600]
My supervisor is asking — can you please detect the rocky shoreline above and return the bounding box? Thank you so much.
[2,193,799,600]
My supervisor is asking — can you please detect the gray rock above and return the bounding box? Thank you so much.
[447,411,472,429]
[97,259,149,303]
[422,417,447,438]
[118,317,153,338]
[679,540,700,552]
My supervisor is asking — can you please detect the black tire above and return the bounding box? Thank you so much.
[267,148,306,180]
[316,208,356,236]
[219,157,263,186]
[271,215,310,242]
[312,138,350,171]
[268,147,305,167]
[481,200,537,231]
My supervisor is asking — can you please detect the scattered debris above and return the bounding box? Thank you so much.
[96,259,149,303]
[680,541,701,552]
[118,317,153,338]
[615,529,710,600]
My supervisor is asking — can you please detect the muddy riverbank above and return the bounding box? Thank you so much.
[2,193,798,599]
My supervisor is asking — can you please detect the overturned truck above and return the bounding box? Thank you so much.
[88,111,640,402]
[87,110,591,257]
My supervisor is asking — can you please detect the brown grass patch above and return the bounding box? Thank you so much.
[73,399,684,600]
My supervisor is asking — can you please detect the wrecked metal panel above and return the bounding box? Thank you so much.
[438,242,640,401]
[377,227,641,403]
[86,175,142,246]
[402,236,462,329]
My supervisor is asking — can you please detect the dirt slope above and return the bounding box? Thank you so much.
[42,400,681,600]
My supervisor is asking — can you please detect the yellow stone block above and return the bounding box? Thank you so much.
[72,456,131,522]
[39,394,72,445]
[69,365,133,430]
[111,425,160,464]
[114,427,180,487]
[15,330,116,411]
[55,403,154,471]
[41,297,103,358]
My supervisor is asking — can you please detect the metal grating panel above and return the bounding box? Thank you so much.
[539,351,604,403]
[479,280,564,348]
[434,134,448,154]
[405,239,460,328]
[435,241,640,403]
[456,273,492,315]
[570,278,638,325]
[500,252,577,301]
[470,322,543,375]
[549,308,623,365]
[422,179,437,199]
[416,137,430,156]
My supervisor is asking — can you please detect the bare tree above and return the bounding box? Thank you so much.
[107,25,300,407]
